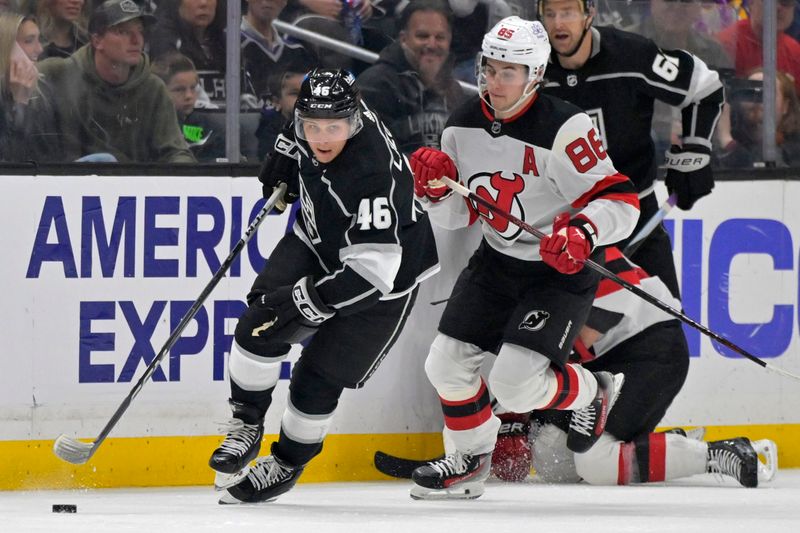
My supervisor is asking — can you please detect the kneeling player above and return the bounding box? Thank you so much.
[492,248,778,488]
[209,69,440,504]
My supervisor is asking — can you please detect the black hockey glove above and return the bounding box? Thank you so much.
[664,144,714,210]
[241,277,335,347]
[258,135,300,213]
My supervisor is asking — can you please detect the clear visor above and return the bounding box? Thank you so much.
[294,111,363,144]
[476,55,531,90]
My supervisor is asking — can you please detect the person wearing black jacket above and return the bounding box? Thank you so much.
[357,0,467,154]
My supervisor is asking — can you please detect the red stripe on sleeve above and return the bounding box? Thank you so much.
[570,173,631,209]
[596,269,647,298]
[573,338,596,363]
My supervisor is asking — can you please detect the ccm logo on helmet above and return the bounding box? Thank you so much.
[519,310,550,331]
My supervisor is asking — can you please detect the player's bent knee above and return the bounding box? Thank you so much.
[229,341,284,392]
[234,302,291,358]
[489,345,550,413]
[424,334,483,395]
[573,433,623,485]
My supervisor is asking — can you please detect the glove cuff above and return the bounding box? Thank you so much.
[292,277,335,324]
[569,217,598,250]
[664,145,711,171]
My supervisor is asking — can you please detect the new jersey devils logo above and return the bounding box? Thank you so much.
[519,310,550,332]
[468,171,525,240]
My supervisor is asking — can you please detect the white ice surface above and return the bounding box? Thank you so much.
[2,471,799,533]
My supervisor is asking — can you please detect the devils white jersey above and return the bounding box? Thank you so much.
[586,247,681,358]
[422,93,640,261]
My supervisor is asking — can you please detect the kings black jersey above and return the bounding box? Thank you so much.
[543,26,724,195]
[423,93,640,261]
[275,101,440,314]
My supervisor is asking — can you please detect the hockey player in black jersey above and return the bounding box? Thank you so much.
[539,0,725,298]
[209,69,440,504]
[408,16,639,500]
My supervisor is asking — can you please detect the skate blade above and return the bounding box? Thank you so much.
[214,468,249,491]
[218,492,279,505]
[409,482,484,501]
[753,439,778,482]
[610,373,625,407]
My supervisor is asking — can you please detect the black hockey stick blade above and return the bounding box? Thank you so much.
[53,184,288,465]
[374,451,443,479]
[440,176,800,382]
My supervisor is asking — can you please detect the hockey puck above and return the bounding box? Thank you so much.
[52,504,77,513]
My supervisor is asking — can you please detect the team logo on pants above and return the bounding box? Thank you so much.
[519,310,550,331]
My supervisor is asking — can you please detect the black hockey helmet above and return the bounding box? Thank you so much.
[294,68,363,142]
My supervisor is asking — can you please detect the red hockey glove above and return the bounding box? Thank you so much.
[539,213,597,275]
[492,412,532,482]
[410,147,457,202]
[664,144,714,210]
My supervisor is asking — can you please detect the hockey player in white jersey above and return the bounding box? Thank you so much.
[208,69,440,504]
[492,247,778,489]
[408,16,640,500]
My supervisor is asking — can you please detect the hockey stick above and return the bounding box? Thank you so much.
[374,451,443,479]
[440,176,800,382]
[53,184,288,465]
[622,193,677,256]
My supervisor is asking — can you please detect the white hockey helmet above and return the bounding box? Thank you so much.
[480,16,551,88]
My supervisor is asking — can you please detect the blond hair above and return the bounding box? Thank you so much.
[0,11,24,101]
[36,0,89,47]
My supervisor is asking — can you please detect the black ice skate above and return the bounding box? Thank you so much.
[209,399,264,489]
[219,445,305,504]
[410,451,491,500]
[706,437,760,488]
[567,371,624,453]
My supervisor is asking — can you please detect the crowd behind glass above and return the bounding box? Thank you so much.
[0,0,798,168]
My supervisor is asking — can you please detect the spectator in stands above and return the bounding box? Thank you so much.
[357,0,467,153]
[150,0,227,105]
[447,0,511,82]
[716,0,800,93]
[36,0,90,59]
[241,0,316,103]
[15,13,44,61]
[254,65,306,159]
[638,0,731,69]
[152,51,226,162]
[29,0,195,162]
[282,0,373,46]
[718,68,800,167]
[1,12,40,161]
